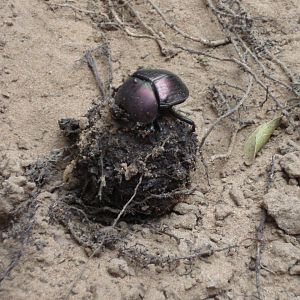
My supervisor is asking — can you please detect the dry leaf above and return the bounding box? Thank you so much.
[244,116,281,165]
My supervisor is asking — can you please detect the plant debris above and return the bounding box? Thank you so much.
[244,116,281,165]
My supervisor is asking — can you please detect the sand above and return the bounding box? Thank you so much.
[0,0,299,299]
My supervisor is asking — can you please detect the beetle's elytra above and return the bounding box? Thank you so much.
[115,69,195,131]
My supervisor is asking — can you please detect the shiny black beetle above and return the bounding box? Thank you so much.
[115,69,195,131]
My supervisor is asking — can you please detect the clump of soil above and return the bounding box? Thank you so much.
[62,104,198,221]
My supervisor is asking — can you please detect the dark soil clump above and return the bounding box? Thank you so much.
[62,104,198,221]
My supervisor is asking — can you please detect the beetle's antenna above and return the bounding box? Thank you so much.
[169,108,195,132]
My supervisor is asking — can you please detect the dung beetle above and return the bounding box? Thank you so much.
[115,69,195,131]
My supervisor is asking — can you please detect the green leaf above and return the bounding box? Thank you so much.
[244,116,281,165]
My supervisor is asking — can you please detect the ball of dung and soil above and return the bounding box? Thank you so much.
[61,103,197,220]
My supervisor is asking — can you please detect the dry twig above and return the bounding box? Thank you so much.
[84,43,114,100]
[84,50,106,99]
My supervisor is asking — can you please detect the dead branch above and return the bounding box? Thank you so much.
[83,43,114,101]
[230,57,284,110]
[84,50,106,99]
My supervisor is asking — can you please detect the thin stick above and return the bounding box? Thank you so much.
[230,57,284,110]
[174,43,232,62]
[90,43,113,100]
[111,175,143,227]
[171,244,239,261]
[84,50,106,99]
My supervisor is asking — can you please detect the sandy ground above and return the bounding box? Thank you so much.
[0,0,300,299]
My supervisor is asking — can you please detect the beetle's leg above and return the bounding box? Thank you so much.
[169,108,196,132]
[153,119,162,132]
